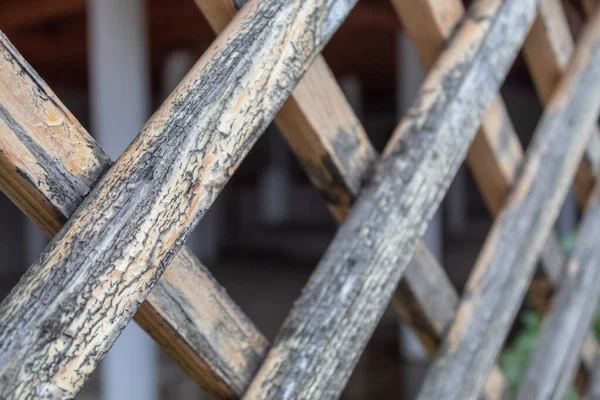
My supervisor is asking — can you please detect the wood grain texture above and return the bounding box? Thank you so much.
[241,1,539,398]
[0,0,359,397]
[194,0,498,386]
[0,32,268,399]
[417,8,600,399]
[517,184,600,400]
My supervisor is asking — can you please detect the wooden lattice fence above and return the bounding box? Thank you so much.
[0,0,600,399]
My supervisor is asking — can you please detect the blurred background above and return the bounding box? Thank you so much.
[0,0,590,398]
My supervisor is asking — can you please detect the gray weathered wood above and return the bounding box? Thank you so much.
[0,31,267,399]
[194,1,504,384]
[517,184,600,400]
[521,0,600,377]
[0,0,359,397]
[417,7,600,399]
[391,0,564,327]
[241,1,539,398]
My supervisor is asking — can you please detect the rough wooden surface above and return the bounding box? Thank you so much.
[241,1,538,398]
[521,0,600,377]
[0,31,268,399]
[394,0,598,379]
[196,0,374,221]
[392,0,565,299]
[517,184,600,400]
[0,0,359,397]
[392,0,518,215]
[195,0,496,380]
[417,7,600,399]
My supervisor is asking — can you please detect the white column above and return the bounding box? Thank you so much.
[259,127,291,225]
[396,31,432,369]
[87,1,158,400]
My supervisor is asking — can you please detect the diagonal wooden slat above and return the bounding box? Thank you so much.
[392,0,523,216]
[391,0,570,315]
[395,0,600,378]
[0,0,360,397]
[520,0,600,377]
[417,7,600,399]
[0,23,458,400]
[0,2,501,398]
[0,31,266,400]
[196,0,510,397]
[391,0,577,297]
[241,1,540,397]
[516,185,600,399]
[523,0,600,205]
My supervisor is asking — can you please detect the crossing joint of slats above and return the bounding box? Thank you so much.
[1,0,600,398]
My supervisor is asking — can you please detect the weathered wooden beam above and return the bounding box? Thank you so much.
[0,32,267,399]
[394,0,599,378]
[195,0,375,221]
[523,0,600,205]
[241,1,539,398]
[392,0,522,216]
[521,0,600,378]
[516,184,600,399]
[194,0,493,381]
[0,0,359,397]
[391,0,566,287]
[417,7,600,399]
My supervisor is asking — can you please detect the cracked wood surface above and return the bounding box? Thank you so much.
[417,7,600,399]
[0,0,360,397]
[0,31,267,399]
[241,0,539,398]
[194,3,513,397]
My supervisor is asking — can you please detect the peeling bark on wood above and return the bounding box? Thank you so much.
[0,0,359,397]
[0,32,268,399]
[417,9,600,399]
[241,1,539,398]
[517,184,600,400]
